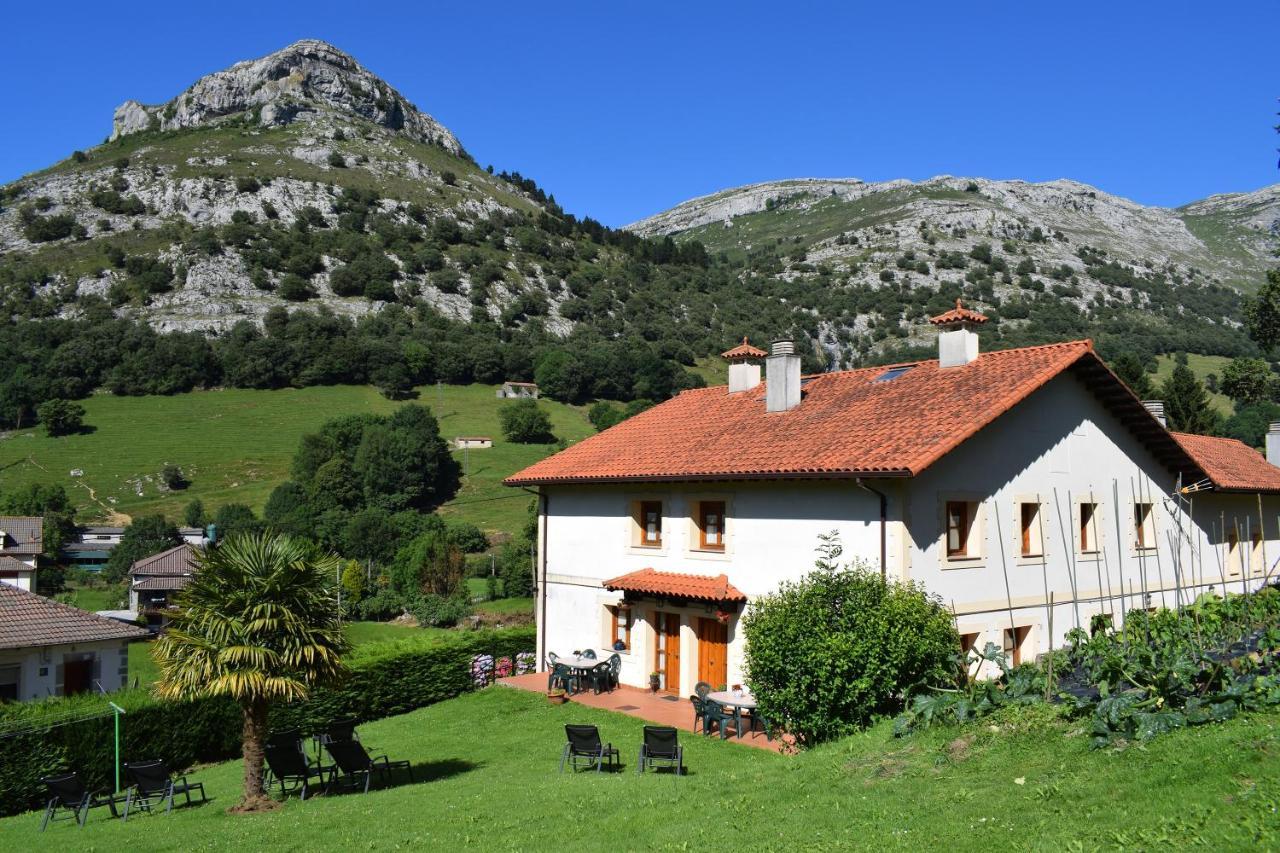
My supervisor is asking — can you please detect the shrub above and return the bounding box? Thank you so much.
[328,151,347,168]
[742,533,957,746]
[356,585,407,620]
[161,463,187,490]
[235,175,261,194]
[409,592,472,627]
[36,398,85,436]
[499,398,554,443]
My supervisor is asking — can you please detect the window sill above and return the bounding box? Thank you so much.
[688,548,728,560]
[942,557,984,570]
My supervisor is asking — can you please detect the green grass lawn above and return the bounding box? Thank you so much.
[0,383,592,537]
[4,688,1277,849]
[60,582,127,612]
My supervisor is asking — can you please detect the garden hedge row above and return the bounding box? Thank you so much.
[0,627,534,817]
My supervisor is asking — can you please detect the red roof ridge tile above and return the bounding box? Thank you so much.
[603,567,747,602]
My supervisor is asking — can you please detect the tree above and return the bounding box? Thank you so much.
[499,398,554,443]
[183,499,207,528]
[36,398,85,436]
[1160,363,1221,435]
[153,532,348,812]
[1109,352,1154,399]
[1244,269,1280,354]
[213,503,262,541]
[588,400,624,432]
[388,530,467,599]
[1224,401,1280,449]
[742,534,957,746]
[103,515,180,583]
[1220,357,1274,406]
[161,464,187,490]
[0,483,76,594]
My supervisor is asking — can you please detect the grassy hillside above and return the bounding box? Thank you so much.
[3,688,1277,849]
[0,384,592,535]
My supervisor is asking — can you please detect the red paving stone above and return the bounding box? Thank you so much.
[499,671,787,753]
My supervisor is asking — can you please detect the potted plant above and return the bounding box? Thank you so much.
[715,608,734,625]
[648,672,661,692]
[547,687,569,705]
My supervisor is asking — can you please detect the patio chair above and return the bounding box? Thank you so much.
[559,724,619,773]
[580,648,597,660]
[586,662,613,694]
[263,727,303,787]
[548,663,578,693]
[689,695,707,733]
[39,772,119,831]
[743,707,774,741]
[264,740,333,801]
[121,760,207,821]
[701,699,741,739]
[322,719,362,745]
[636,726,684,777]
[607,654,621,689]
[323,738,414,794]
[695,681,711,700]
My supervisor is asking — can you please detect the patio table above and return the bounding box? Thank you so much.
[555,654,609,693]
[707,691,760,738]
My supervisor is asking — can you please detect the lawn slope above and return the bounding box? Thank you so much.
[5,688,1277,850]
[0,384,592,535]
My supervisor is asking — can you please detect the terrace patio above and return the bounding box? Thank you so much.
[498,671,788,753]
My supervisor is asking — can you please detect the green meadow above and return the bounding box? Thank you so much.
[0,384,593,535]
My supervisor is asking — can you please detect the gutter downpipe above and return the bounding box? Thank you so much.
[856,478,888,581]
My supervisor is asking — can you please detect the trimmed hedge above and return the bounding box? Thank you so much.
[0,627,533,816]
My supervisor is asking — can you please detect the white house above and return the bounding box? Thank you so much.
[454,436,494,449]
[129,543,199,628]
[0,516,42,592]
[506,309,1280,697]
[0,584,148,701]
[497,381,539,399]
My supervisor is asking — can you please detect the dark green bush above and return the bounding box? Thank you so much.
[743,536,957,747]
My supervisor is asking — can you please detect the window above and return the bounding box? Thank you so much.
[697,501,726,552]
[637,501,662,547]
[609,606,632,651]
[959,632,980,656]
[1003,625,1032,667]
[1019,502,1043,557]
[873,365,915,383]
[0,665,17,702]
[945,500,978,559]
[1227,527,1242,578]
[1134,503,1155,550]
[1079,502,1099,553]
[1252,528,1265,576]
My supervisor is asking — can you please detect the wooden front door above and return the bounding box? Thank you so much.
[654,612,681,694]
[63,658,93,696]
[697,618,728,689]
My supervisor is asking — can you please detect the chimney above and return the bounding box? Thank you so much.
[1267,422,1280,467]
[928,299,988,368]
[766,339,802,412]
[1142,400,1166,428]
[721,337,766,393]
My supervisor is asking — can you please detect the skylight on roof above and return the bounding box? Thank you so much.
[873,366,915,383]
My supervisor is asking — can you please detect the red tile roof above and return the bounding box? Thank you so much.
[1171,432,1280,493]
[0,556,33,573]
[929,298,989,326]
[129,544,198,577]
[721,337,768,360]
[0,584,148,649]
[508,340,1198,485]
[0,517,43,556]
[131,575,191,591]
[603,569,746,602]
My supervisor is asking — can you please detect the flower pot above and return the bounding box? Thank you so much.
[547,692,569,705]
[649,675,661,692]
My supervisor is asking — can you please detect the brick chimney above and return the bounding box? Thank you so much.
[928,299,988,368]
[721,337,767,393]
[766,339,802,412]
[1142,400,1166,428]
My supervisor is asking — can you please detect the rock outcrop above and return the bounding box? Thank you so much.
[109,39,462,154]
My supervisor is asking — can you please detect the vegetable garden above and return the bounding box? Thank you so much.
[895,586,1280,747]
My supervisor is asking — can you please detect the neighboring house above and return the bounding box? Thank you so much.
[61,525,126,572]
[179,527,211,547]
[129,544,199,628]
[0,516,42,592]
[506,310,1280,696]
[454,436,494,449]
[496,381,539,399]
[0,584,148,701]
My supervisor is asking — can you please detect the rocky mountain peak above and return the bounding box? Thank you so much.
[110,39,462,154]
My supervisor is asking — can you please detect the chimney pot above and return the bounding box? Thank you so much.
[1267,422,1280,468]
[1142,400,1166,428]
[766,339,802,412]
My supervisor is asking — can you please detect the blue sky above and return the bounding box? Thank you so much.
[2,1,1276,225]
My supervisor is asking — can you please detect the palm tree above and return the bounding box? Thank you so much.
[153,532,349,811]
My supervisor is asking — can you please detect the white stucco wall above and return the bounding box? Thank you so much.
[537,371,1280,695]
[0,640,133,702]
